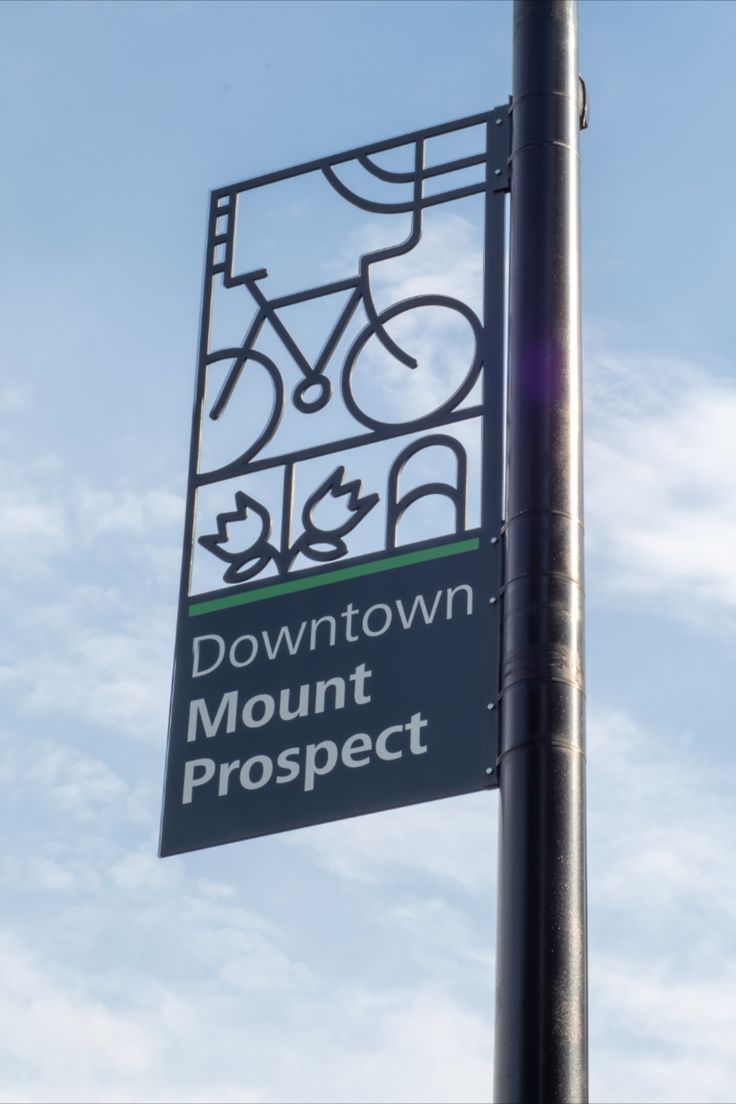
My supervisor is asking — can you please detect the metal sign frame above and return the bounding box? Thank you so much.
[160,106,510,857]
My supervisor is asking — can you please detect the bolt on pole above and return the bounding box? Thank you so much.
[494,1,588,1102]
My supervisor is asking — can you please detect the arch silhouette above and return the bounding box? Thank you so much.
[386,435,467,550]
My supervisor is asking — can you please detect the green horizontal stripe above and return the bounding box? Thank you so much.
[188,537,480,617]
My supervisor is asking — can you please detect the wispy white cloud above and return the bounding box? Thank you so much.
[587,704,736,1103]
[585,351,736,627]
[0,923,492,1104]
[0,461,180,744]
[75,487,183,538]
[589,705,735,918]
[0,480,69,572]
[286,701,736,1104]
[25,743,128,820]
[0,807,494,1101]
[0,935,159,1104]
[0,697,732,1103]
[0,453,184,590]
[0,247,733,1104]
[0,382,35,412]
[290,984,492,1104]
[288,793,496,893]
[14,606,173,744]
[591,958,736,1104]
[389,895,494,972]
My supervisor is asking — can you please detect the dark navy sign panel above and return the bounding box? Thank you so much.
[160,541,499,856]
[160,108,508,855]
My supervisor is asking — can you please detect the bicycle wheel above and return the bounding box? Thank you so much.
[341,294,483,432]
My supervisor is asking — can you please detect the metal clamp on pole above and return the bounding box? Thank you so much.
[494,1,588,1101]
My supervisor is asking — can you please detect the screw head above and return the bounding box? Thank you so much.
[489,596,497,605]
[494,168,502,176]
[495,118,503,126]
[487,702,495,711]
[490,536,498,545]
[485,766,494,775]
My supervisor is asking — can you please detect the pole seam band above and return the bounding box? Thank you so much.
[497,738,587,764]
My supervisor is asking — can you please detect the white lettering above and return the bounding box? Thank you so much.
[304,740,338,792]
[218,759,240,796]
[279,683,310,721]
[276,747,300,783]
[340,603,359,642]
[314,675,345,714]
[187,691,238,743]
[348,663,372,704]
[242,693,275,729]
[309,614,336,651]
[182,758,215,803]
[240,755,273,790]
[180,711,431,805]
[261,621,307,660]
[341,732,372,767]
[395,591,442,630]
[376,724,403,761]
[445,584,473,619]
[188,587,471,683]
[407,712,429,755]
[229,634,258,668]
[362,603,392,637]
[192,634,225,677]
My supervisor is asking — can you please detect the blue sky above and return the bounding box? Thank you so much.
[1,1,734,1101]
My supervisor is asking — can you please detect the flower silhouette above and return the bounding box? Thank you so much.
[200,468,379,585]
[290,466,379,565]
[198,492,280,582]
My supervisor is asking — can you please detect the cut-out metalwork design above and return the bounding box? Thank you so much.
[290,467,380,566]
[199,467,379,582]
[161,107,509,855]
[181,108,508,604]
[386,436,467,551]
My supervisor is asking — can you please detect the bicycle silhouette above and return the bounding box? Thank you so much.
[205,140,485,467]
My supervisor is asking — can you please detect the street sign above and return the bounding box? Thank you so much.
[160,108,509,856]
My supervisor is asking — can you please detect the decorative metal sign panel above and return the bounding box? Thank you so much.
[160,107,508,856]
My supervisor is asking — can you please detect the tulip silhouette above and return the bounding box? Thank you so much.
[199,492,280,583]
[290,466,379,565]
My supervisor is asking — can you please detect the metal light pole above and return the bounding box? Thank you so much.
[494,2,588,1101]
